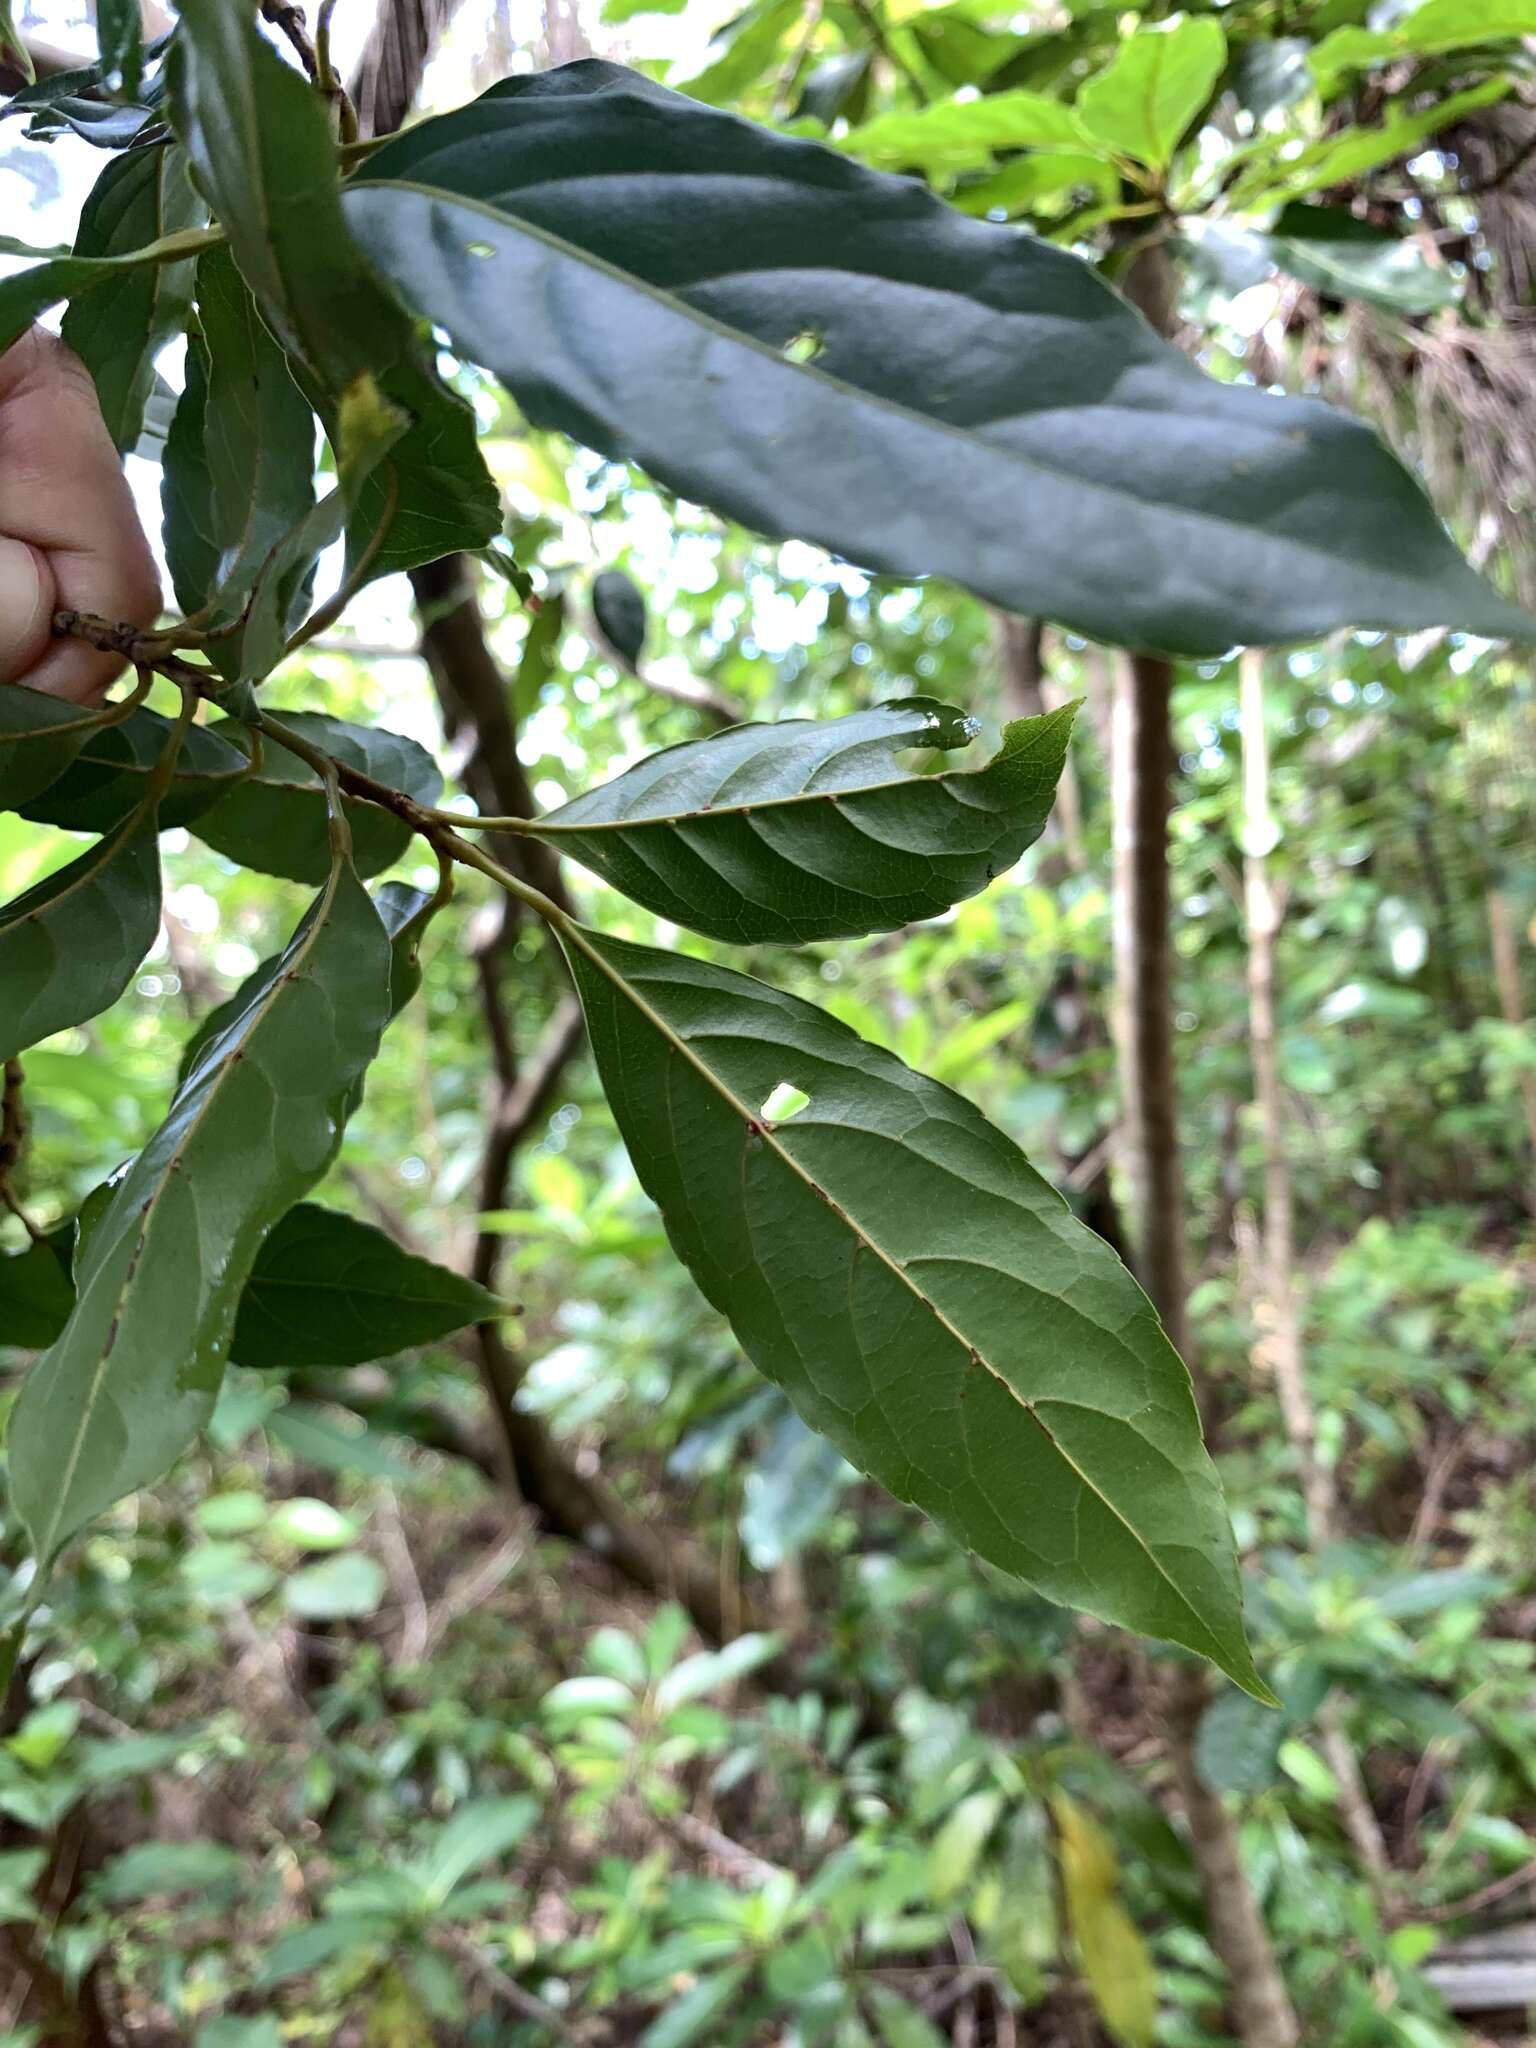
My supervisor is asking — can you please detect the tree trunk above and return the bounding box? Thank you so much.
[1110,647,1300,2048]
[1486,884,1536,1212]
[1240,651,1392,1897]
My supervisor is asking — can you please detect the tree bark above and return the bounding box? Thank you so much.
[1486,884,1536,1213]
[1109,646,1300,2048]
[1240,651,1393,1897]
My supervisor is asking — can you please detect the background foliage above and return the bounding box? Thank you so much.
[1,0,1535,2041]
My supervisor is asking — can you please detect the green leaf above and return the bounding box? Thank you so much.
[741,1408,848,1568]
[257,1914,397,1985]
[284,1551,388,1620]
[532,701,1072,943]
[514,588,567,721]
[951,150,1120,220]
[864,1985,949,2048]
[267,1496,357,1550]
[0,684,101,811]
[94,0,143,94]
[0,812,162,1062]
[0,1234,74,1350]
[418,1795,539,1903]
[97,1841,244,1905]
[681,0,800,105]
[17,706,247,834]
[59,143,203,450]
[0,0,33,80]
[196,2020,284,2048]
[231,1203,502,1368]
[927,1789,1003,1902]
[168,0,499,582]
[990,1801,1057,1998]
[1076,17,1226,169]
[265,1404,419,1482]
[192,713,442,883]
[1266,206,1457,315]
[342,61,1525,655]
[7,860,391,1566]
[1227,78,1509,211]
[1196,1688,1285,1795]
[161,246,317,648]
[842,90,1093,175]
[592,568,647,671]
[640,1966,752,2048]
[0,241,188,356]
[1310,0,1536,89]
[654,1632,779,1709]
[176,879,428,1089]
[559,927,1268,1696]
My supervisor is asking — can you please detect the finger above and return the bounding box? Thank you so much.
[0,328,160,703]
[0,537,54,686]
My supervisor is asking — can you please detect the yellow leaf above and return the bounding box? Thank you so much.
[1052,1793,1157,2048]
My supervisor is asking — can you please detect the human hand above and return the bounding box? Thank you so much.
[0,326,161,703]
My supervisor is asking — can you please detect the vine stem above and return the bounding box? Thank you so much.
[247,708,567,928]
[48,615,571,945]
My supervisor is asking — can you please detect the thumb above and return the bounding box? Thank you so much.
[0,537,54,688]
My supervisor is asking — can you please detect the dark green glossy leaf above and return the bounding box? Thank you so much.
[192,714,441,883]
[342,61,1525,654]
[591,568,646,671]
[514,588,566,721]
[176,879,429,1088]
[168,0,499,582]
[8,860,391,1565]
[59,142,203,450]
[161,246,317,661]
[561,926,1268,1696]
[534,700,1072,943]
[0,241,178,355]
[95,0,143,95]
[19,95,158,149]
[232,1204,501,1368]
[17,706,247,833]
[0,813,161,1062]
[0,684,101,810]
[1267,205,1457,315]
[0,1234,74,1351]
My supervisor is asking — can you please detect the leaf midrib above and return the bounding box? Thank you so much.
[353,174,1450,604]
[34,855,347,1565]
[568,924,1223,1654]
[544,758,998,834]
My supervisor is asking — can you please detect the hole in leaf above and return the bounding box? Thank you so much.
[759,1081,810,1124]
[463,239,496,260]
[781,330,825,365]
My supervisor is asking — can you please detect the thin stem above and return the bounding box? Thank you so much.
[436,823,573,932]
[419,804,536,832]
